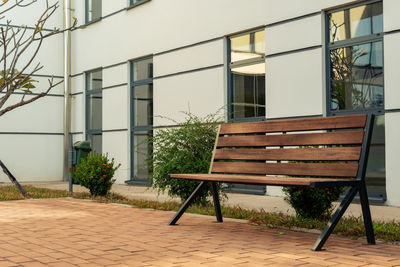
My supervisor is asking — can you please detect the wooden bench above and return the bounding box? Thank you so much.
[168,114,375,251]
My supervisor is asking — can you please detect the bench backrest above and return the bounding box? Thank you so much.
[210,114,374,181]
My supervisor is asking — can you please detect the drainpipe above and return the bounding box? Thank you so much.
[63,0,72,192]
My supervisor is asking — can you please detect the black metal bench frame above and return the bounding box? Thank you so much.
[168,114,376,251]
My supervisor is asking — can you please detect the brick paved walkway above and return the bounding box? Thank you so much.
[0,199,399,266]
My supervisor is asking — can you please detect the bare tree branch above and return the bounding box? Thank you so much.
[0,0,77,117]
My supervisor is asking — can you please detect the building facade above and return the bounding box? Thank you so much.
[1,0,399,206]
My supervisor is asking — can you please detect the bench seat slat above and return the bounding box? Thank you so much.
[211,162,359,177]
[216,131,364,147]
[169,173,358,187]
[219,114,367,135]
[214,147,361,161]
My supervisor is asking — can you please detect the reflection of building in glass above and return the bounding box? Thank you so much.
[328,2,385,200]
[229,30,265,120]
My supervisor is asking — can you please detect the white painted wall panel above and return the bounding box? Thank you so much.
[154,40,224,77]
[103,0,126,16]
[103,86,129,130]
[71,0,355,74]
[383,0,400,32]
[9,31,63,77]
[153,68,225,126]
[266,14,321,55]
[385,113,400,206]
[384,33,400,110]
[4,0,63,28]
[103,64,128,88]
[102,131,129,184]
[71,75,84,94]
[0,135,63,182]
[0,95,63,133]
[71,94,84,133]
[266,48,323,119]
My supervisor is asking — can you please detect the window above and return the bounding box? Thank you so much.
[327,1,385,201]
[328,1,383,113]
[85,0,102,23]
[129,0,150,8]
[86,69,103,154]
[228,29,265,121]
[130,57,153,184]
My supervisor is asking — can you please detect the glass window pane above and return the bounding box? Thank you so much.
[230,30,265,63]
[232,73,265,119]
[133,131,152,180]
[329,2,382,42]
[254,30,265,54]
[330,41,383,111]
[88,0,102,22]
[87,92,102,130]
[130,0,146,6]
[134,84,153,126]
[87,69,102,91]
[365,115,386,199]
[133,58,153,82]
[88,134,102,154]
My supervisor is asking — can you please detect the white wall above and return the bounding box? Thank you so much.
[0,135,63,182]
[266,48,324,119]
[153,67,225,126]
[70,0,356,74]
[385,113,400,206]
[102,131,129,184]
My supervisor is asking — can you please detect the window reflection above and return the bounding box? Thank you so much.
[133,58,153,82]
[87,69,102,91]
[87,0,102,22]
[229,29,265,120]
[87,92,102,130]
[230,31,265,63]
[330,41,383,111]
[134,84,153,126]
[133,131,152,181]
[329,2,382,42]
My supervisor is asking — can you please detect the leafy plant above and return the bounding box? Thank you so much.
[283,186,343,219]
[70,153,120,196]
[283,149,345,219]
[146,112,224,205]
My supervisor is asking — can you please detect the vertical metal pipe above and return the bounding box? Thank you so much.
[63,0,72,192]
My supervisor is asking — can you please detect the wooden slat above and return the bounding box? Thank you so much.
[219,114,367,134]
[169,173,356,186]
[211,162,358,177]
[213,147,361,161]
[217,131,364,147]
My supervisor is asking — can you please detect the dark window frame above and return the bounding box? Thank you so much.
[85,68,103,153]
[325,0,386,202]
[85,0,102,24]
[325,0,384,116]
[127,0,151,10]
[227,28,266,123]
[129,56,153,184]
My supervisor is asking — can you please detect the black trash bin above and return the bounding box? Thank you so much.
[72,141,92,184]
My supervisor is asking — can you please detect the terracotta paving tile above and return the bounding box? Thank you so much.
[0,199,399,266]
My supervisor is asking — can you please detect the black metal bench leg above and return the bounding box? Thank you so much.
[359,182,375,245]
[211,182,223,222]
[169,181,207,225]
[312,185,359,251]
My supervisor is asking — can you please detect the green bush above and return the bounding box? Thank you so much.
[282,186,343,219]
[71,153,121,196]
[146,112,224,205]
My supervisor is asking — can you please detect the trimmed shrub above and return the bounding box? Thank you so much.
[282,186,343,219]
[146,112,224,205]
[71,153,120,196]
